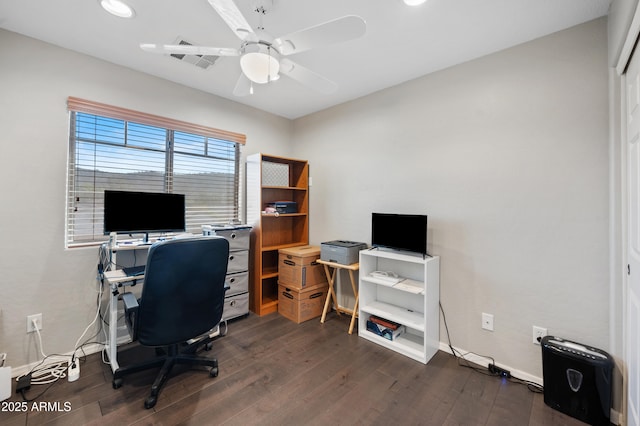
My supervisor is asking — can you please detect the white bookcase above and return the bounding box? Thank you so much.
[358,249,440,364]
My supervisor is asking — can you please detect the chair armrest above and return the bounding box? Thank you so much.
[121,292,139,340]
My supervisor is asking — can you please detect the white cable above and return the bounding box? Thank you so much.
[29,361,67,384]
[33,320,47,360]
[73,280,104,359]
[17,323,68,385]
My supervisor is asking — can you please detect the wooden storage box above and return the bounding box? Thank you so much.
[278,245,326,289]
[278,282,328,324]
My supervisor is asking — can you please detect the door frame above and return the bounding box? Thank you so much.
[616,6,640,426]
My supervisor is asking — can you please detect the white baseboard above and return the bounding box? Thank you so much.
[438,342,543,386]
[9,343,104,379]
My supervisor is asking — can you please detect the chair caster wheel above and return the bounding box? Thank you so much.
[210,367,219,377]
[144,396,157,409]
[205,342,213,351]
[112,378,123,389]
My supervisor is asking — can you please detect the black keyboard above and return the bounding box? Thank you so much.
[122,265,145,277]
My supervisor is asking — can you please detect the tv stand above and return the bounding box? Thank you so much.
[358,249,440,364]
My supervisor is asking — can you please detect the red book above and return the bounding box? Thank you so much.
[369,315,401,330]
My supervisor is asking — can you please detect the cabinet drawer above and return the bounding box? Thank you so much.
[222,292,249,321]
[225,271,248,297]
[227,250,249,274]
[204,226,251,251]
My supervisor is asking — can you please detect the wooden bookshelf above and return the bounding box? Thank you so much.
[246,154,309,315]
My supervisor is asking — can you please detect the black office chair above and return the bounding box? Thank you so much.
[112,236,230,409]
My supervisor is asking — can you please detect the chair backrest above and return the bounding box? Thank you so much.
[135,237,230,346]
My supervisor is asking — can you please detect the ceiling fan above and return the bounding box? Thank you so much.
[140,0,366,96]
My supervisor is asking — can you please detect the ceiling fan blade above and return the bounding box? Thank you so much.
[273,15,366,56]
[233,73,252,96]
[140,43,240,57]
[207,0,255,41]
[279,58,337,94]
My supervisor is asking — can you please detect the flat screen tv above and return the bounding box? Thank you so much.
[371,213,428,255]
[104,190,186,240]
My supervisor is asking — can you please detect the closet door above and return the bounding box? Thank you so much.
[626,39,640,426]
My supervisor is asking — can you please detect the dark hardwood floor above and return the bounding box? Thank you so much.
[1,312,586,425]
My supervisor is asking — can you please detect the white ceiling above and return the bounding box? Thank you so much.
[0,0,610,119]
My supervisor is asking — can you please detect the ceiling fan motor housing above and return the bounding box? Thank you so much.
[240,40,281,83]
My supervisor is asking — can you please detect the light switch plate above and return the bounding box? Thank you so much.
[482,312,494,331]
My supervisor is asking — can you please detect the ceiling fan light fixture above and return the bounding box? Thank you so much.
[404,0,427,5]
[100,0,135,18]
[240,44,280,84]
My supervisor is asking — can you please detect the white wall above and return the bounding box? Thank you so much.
[0,29,292,368]
[292,18,609,379]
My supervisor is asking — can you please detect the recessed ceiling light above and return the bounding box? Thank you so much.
[404,0,427,5]
[100,0,135,18]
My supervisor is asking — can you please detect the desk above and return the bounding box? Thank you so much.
[100,242,154,375]
[318,259,360,334]
[101,241,223,376]
[102,265,145,375]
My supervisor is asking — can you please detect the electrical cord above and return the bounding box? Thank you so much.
[99,241,137,275]
[14,346,91,402]
[33,323,66,383]
[17,262,111,402]
[18,379,58,403]
[439,302,544,393]
[17,322,68,386]
[439,302,495,375]
[508,375,544,393]
[16,355,67,402]
[71,278,104,363]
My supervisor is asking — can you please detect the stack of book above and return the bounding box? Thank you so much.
[366,315,405,341]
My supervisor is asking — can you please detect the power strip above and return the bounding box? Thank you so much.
[68,360,80,382]
[488,363,511,378]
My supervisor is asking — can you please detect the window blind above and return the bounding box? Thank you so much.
[66,98,244,247]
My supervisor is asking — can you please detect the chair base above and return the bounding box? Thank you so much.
[112,344,219,409]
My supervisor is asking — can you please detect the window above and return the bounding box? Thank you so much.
[66,97,245,247]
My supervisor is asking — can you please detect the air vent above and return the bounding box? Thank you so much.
[170,39,219,70]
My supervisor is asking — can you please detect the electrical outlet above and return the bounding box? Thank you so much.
[482,313,494,331]
[533,325,547,345]
[26,314,42,333]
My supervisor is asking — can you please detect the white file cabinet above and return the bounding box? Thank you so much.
[204,224,251,321]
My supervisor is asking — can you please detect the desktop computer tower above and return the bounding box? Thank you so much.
[541,336,613,426]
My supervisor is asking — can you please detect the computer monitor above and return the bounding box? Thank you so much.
[371,213,428,255]
[103,190,186,241]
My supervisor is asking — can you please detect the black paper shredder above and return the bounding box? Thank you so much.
[541,336,613,426]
